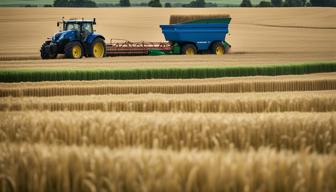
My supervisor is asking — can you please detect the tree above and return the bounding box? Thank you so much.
[283,0,304,6]
[53,0,96,7]
[148,0,162,7]
[240,0,252,6]
[310,0,336,6]
[183,0,206,7]
[54,0,68,7]
[165,2,172,7]
[271,0,283,6]
[120,0,131,7]
[258,1,272,6]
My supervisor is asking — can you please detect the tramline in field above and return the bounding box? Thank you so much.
[40,15,232,59]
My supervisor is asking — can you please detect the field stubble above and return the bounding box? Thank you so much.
[0,8,335,66]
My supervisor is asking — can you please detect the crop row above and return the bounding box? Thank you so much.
[1,91,335,112]
[1,112,335,153]
[0,62,335,82]
[1,79,335,97]
[1,144,335,192]
[3,72,334,88]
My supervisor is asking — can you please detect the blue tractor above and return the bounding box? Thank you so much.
[40,18,106,59]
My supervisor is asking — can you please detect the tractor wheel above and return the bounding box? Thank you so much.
[211,42,225,55]
[64,41,83,59]
[40,42,57,59]
[89,38,106,58]
[182,44,197,55]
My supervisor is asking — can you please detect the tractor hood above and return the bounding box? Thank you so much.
[51,30,77,43]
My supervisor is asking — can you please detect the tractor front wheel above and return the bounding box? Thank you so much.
[89,38,106,58]
[182,44,197,55]
[40,41,57,59]
[65,41,83,59]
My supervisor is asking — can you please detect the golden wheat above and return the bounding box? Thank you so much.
[1,91,335,112]
[170,14,231,24]
[1,112,335,152]
[1,144,336,192]
[1,73,335,97]
[1,78,335,97]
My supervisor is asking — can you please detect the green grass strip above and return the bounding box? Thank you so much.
[0,62,335,83]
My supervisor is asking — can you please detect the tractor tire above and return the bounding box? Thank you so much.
[40,42,57,59]
[88,38,106,58]
[211,42,225,55]
[182,44,197,55]
[64,41,83,59]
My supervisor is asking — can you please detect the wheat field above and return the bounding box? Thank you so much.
[1,73,335,97]
[1,112,335,152]
[1,144,336,192]
[1,91,335,112]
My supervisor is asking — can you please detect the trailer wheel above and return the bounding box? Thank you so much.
[40,42,57,59]
[212,42,225,55]
[182,44,197,55]
[89,38,106,58]
[65,41,83,59]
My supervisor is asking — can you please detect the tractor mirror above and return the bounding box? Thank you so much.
[57,22,59,27]
[93,18,96,24]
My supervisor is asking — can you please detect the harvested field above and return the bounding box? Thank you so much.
[0,8,335,67]
[1,112,335,152]
[1,91,335,112]
[1,144,336,192]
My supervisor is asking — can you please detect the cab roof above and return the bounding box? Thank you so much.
[64,20,96,24]
[61,18,96,24]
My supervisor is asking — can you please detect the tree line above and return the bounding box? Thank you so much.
[53,0,214,7]
[241,0,335,7]
[53,0,335,7]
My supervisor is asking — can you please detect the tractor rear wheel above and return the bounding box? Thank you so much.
[65,41,83,59]
[182,44,197,55]
[211,42,225,55]
[89,38,106,58]
[40,42,57,59]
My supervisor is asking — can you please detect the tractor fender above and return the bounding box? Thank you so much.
[86,33,105,45]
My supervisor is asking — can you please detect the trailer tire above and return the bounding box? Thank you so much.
[40,42,57,59]
[182,44,197,55]
[212,42,225,55]
[88,38,106,58]
[64,41,83,59]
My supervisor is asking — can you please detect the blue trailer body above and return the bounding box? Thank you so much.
[160,23,229,51]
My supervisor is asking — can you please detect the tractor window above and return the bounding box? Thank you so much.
[82,23,93,33]
[65,23,80,31]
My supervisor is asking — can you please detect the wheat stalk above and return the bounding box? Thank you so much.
[1,144,335,192]
[1,112,335,153]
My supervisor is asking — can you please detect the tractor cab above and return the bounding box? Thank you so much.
[58,19,96,42]
[41,18,106,59]
[58,19,95,32]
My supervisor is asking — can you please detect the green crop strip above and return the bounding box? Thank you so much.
[0,62,335,82]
